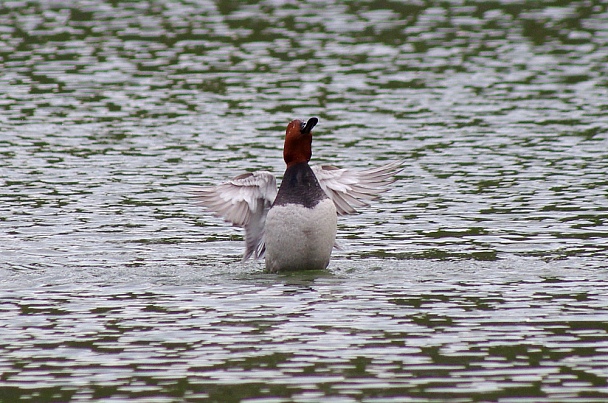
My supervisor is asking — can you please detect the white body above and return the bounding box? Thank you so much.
[264,199,337,272]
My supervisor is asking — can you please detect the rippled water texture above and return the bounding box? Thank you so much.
[1,1,608,401]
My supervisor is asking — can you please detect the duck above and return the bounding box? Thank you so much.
[191,117,402,272]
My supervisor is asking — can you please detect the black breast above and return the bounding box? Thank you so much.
[273,162,328,209]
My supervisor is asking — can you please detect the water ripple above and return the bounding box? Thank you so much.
[2,1,608,401]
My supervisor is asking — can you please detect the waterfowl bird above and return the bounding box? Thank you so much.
[192,117,401,272]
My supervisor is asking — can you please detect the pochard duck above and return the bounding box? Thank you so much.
[192,117,402,272]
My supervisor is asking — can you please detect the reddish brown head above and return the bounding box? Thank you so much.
[283,117,318,166]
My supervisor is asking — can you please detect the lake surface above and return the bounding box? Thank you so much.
[1,0,608,401]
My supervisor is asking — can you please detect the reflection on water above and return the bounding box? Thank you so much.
[1,0,608,401]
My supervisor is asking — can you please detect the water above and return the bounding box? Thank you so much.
[1,0,608,401]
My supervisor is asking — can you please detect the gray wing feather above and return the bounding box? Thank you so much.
[312,161,403,215]
[190,171,277,260]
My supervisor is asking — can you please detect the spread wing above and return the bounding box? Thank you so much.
[312,161,403,215]
[189,171,277,260]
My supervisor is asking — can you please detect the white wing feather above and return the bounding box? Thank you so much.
[190,171,277,260]
[312,161,403,215]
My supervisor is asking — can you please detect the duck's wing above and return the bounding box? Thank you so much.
[189,171,277,260]
[312,161,403,215]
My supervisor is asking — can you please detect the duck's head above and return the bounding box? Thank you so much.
[283,117,318,167]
